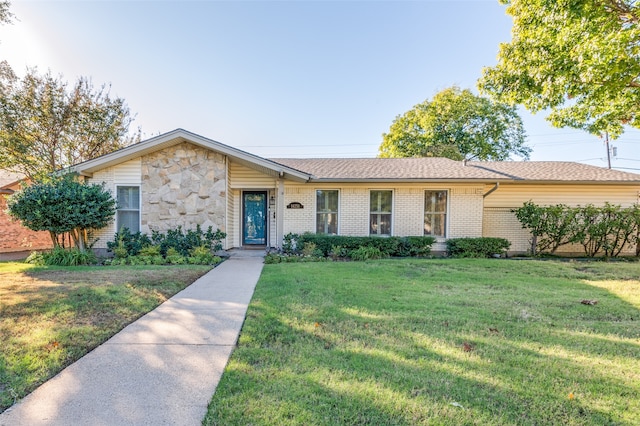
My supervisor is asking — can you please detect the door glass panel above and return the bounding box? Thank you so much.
[243,192,266,245]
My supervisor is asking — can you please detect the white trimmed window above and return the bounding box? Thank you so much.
[116,186,140,233]
[370,190,392,236]
[316,190,339,234]
[424,190,447,237]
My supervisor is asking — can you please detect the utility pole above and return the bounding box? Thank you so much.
[605,131,611,169]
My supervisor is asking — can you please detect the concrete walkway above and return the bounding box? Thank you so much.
[0,254,264,426]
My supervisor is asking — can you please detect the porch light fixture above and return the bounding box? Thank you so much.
[269,195,275,206]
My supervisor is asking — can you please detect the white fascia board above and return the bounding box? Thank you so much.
[69,128,311,182]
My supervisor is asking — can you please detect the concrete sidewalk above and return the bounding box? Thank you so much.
[0,255,264,426]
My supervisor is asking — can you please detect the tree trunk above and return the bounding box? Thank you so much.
[530,235,537,256]
[78,228,87,252]
[49,231,59,248]
[69,229,80,250]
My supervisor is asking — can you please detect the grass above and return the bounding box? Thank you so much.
[0,261,212,413]
[205,259,640,426]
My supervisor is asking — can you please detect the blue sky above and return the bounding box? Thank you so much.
[1,0,639,171]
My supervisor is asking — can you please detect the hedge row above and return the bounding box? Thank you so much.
[514,201,640,257]
[291,233,437,258]
[105,225,226,265]
[446,237,511,258]
[107,225,226,258]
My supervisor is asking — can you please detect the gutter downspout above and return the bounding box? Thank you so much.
[483,182,499,198]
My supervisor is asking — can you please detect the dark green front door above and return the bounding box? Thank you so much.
[243,191,267,245]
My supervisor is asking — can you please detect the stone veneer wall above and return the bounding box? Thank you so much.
[141,142,226,234]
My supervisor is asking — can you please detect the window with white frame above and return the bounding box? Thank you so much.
[424,190,447,237]
[370,190,392,236]
[316,190,338,234]
[117,186,140,233]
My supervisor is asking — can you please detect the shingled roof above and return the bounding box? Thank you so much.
[269,158,640,183]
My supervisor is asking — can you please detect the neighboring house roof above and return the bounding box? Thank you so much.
[270,158,640,184]
[68,129,312,183]
[0,170,24,189]
[0,170,25,194]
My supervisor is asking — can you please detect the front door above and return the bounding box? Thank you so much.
[242,191,267,246]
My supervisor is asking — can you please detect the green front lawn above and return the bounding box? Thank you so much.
[205,259,639,425]
[0,262,212,413]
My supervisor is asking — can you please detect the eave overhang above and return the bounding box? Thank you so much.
[68,129,312,183]
[305,178,640,185]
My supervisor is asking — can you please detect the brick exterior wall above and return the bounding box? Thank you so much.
[283,186,315,235]
[482,207,531,253]
[448,187,484,238]
[394,188,424,236]
[0,191,52,253]
[281,184,485,251]
[339,188,369,236]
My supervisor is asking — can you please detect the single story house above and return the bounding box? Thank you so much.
[67,128,640,255]
[0,171,53,259]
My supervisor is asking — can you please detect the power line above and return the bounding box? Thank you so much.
[575,158,604,162]
[237,143,376,148]
[613,166,640,171]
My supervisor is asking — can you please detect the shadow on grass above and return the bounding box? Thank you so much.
[0,265,210,413]
[206,259,639,425]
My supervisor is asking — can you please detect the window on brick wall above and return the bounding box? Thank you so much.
[370,190,392,236]
[117,186,140,233]
[424,190,447,237]
[316,190,338,234]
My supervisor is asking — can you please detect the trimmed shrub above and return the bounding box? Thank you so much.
[349,246,385,261]
[107,228,152,257]
[106,226,227,264]
[282,233,300,255]
[399,236,436,257]
[296,234,435,258]
[165,247,186,265]
[513,201,578,255]
[151,225,226,257]
[7,174,116,251]
[446,237,511,258]
[187,245,222,265]
[573,203,639,257]
[329,245,348,260]
[514,201,640,257]
[264,253,283,264]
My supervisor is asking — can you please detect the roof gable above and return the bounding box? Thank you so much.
[69,129,312,182]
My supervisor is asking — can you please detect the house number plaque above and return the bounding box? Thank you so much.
[287,202,304,209]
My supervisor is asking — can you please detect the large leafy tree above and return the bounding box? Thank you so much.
[479,0,640,138]
[0,1,11,25]
[0,1,13,88]
[379,86,530,161]
[7,174,116,251]
[0,68,139,180]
